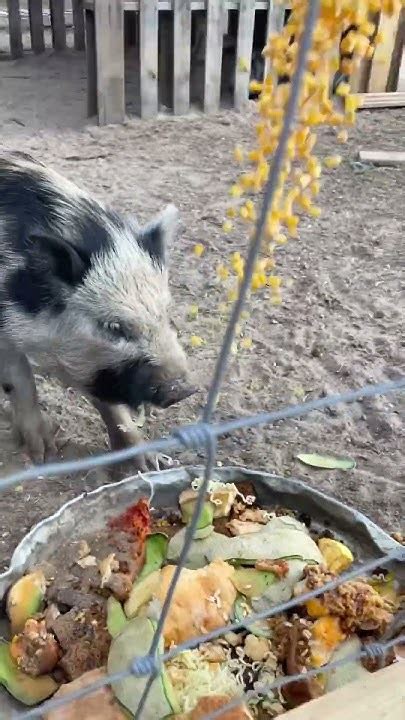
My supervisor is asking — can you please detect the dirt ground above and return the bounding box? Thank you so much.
[0,40,403,571]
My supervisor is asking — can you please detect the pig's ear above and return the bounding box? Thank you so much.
[30,233,88,286]
[138,204,178,267]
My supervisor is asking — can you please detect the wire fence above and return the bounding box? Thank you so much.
[2,0,404,718]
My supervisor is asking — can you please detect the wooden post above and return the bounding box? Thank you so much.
[139,0,159,119]
[28,0,45,55]
[173,0,191,115]
[49,0,67,51]
[234,0,256,110]
[204,0,223,113]
[386,7,405,92]
[264,0,285,77]
[7,0,23,59]
[72,0,85,51]
[368,8,402,92]
[159,11,173,110]
[85,8,98,118]
[94,0,125,125]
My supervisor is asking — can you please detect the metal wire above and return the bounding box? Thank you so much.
[2,1,405,719]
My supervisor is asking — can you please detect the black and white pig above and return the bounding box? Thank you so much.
[0,152,196,467]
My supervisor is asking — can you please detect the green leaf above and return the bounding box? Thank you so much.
[296,453,355,470]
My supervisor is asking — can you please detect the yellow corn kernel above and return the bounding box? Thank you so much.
[240,205,249,221]
[238,57,249,72]
[310,180,320,196]
[193,243,205,257]
[187,304,199,320]
[230,184,243,198]
[233,145,244,164]
[335,82,350,97]
[337,129,349,143]
[240,337,253,350]
[286,215,299,237]
[217,264,230,281]
[249,80,263,94]
[308,205,322,218]
[268,275,281,290]
[345,94,361,113]
[190,335,204,348]
[275,233,288,245]
[227,288,238,303]
[324,154,342,169]
[226,206,237,219]
[222,220,233,233]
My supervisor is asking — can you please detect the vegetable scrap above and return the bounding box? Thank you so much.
[1,483,402,719]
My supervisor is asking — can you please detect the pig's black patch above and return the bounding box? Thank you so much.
[89,359,160,409]
[6,267,66,315]
[137,221,166,269]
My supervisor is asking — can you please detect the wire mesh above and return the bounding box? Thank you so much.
[1,0,404,718]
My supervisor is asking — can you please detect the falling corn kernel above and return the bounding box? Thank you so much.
[240,337,253,350]
[335,82,350,97]
[226,207,237,219]
[190,335,204,348]
[193,243,205,257]
[275,233,287,245]
[228,288,238,303]
[217,264,230,281]
[187,304,199,320]
[249,80,263,94]
[324,155,342,169]
[337,129,349,143]
[268,275,281,290]
[238,57,249,72]
[223,220,233,233]
[230,184,243,198]
[234,145,244,164]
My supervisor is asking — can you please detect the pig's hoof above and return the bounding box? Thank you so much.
[13,415,57,465]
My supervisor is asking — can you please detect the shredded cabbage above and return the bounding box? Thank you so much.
[166,649,244,713]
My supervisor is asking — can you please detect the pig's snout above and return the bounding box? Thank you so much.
[152,380,198,409]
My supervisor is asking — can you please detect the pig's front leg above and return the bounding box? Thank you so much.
[0,337,56,463]
[92,401,177,473]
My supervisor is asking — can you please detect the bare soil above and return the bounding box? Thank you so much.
[0,46,403,571]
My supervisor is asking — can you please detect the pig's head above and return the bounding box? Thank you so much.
[18,203,196,411]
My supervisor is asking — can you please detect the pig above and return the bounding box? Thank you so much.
[0,152,196,468]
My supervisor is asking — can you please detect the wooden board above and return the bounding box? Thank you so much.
[28,0,45,54]
[139,0,159,118]
[204,0,223,113]
[49,0,67,51]
[94,0,125,124]
[358,150,405,166]
[7,0,23,58]
[356,91,405,108]
[387,7,405,92]
[282,663,405,720]
[173,0,191,115]
[85,8,97,117]
[368,8,402,92]
[72,0,86,51]
[84,1,291,11]
[234,0,256,110]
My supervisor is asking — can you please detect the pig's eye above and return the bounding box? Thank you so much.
[100,320,131,342]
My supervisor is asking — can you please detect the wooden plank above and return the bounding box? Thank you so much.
[356,91,405,108]
[159,11,173,110]
[28,0,45,54]
[386,6,405,92]
[368,8,402,92]
[94,0,125,124]
[139,0,159,118]
[7,0,23,58]
[72,0,86,51]
[358,150,405,166]
[85,8,98,117]
[234,0,256,110]
[49,0,67,51]
[264,1,285,77]
[204,0,223,112]
[173,0,191,115]
[282,663,405,720]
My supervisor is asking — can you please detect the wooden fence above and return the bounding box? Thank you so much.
[5,0,85,56]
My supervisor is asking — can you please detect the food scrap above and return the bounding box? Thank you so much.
[1,486,401,719]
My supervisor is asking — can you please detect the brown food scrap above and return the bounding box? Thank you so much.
[109,497,150,542]
[300,565,393,634]
[269,614,313,667]
[43,667,128,720]
[186,696,253,720]
[199,642,227,663]
[282,625,324,708]
[10,618,60,676]
[238,508,271,524]
[49,606,110,681]
[227,519,263,536]
[391,532,404,546]
[255,560,289,578]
